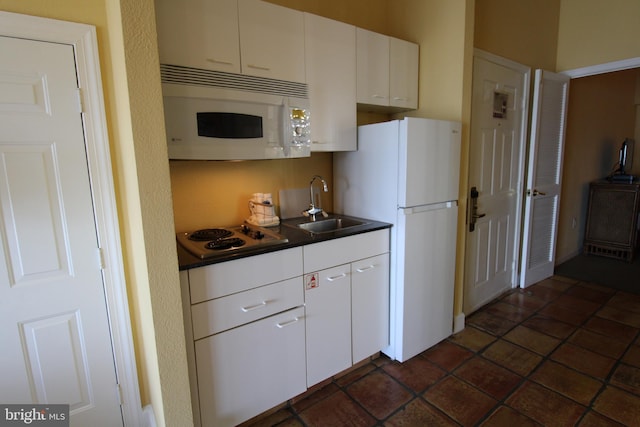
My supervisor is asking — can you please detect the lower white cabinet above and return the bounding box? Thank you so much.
[304,263,352,386]
[182,229,390,426]
[195,306,306,427]
[352,253,390,363]
[303,229,390,387]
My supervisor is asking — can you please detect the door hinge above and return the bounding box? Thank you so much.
[116,383,124,405]
[76,88,84,113]
[98,247,105,270]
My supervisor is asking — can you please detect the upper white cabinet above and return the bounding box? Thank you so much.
[304,13,357,151]
[238,0,305,82]
[356,28,419,111]
[389,36,419,109]
[156,0,306,83]
[356,28,390,107]
[156,0,241,73]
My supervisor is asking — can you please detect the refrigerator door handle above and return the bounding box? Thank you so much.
[400,201,456,215]
[468,186,486,232]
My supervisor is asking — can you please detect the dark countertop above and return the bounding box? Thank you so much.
[177,214,392,270]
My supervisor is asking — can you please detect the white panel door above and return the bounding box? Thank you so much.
[520,70,570,287]
[464,54,529,314]
[0,36,122,426]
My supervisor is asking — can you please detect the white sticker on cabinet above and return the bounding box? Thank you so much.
[305,272,319,290]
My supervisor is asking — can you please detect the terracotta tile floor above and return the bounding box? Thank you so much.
[243,276,640,426]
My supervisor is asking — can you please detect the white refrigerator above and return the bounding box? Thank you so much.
[334,117,461,362]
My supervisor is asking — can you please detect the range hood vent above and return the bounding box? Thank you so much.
[160,63,308,99]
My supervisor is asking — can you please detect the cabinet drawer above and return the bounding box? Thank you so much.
[303,229,389,273]
[189,247,303,303]
[192,276,303,339]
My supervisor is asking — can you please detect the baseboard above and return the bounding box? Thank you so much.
[142,405,157,427]
[453,312,465,334]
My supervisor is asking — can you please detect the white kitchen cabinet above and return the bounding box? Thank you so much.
[356,28,390,107]
[356,28,419,111]
[183,247,305,427]
[195,306,306,427]
[181,229,389,425]
[303,229,390,386]
[389,37,419,110]
[304,264,352,386]
[156,0,305,82]
[155,0,240,73]
[238,0,305,82]
[304,13,357,151]
[351,254,390,363]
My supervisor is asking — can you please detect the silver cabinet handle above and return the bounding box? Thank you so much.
[326,273,348,282]
[206,58,234,65]
[276,317,299,328]
[356,265,376,273]
[241,301,267,312]
[247,64,271,71]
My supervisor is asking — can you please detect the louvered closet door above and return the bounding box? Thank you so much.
[520,69,570,287]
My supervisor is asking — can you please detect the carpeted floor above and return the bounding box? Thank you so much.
[554,253,640,294]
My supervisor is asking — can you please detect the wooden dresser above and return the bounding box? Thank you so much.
[583,180,640,262]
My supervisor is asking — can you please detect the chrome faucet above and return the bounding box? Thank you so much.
[304,175,329,221]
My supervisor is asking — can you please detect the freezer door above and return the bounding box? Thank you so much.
[390,203,457,362]
[398,117,461,207]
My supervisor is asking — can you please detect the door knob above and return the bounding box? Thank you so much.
[527,189,547,196]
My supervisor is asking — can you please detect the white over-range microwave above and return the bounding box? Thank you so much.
[161,64,311,160]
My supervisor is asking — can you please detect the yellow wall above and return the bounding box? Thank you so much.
[171,155,333,230]
[557,0,640,71]
[474,0,560,70]
[115,0,192,426]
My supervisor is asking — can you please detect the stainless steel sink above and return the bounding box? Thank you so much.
[283,216,368,234]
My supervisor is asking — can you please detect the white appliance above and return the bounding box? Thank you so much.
[160,64,311,160]
[334,117,461,362]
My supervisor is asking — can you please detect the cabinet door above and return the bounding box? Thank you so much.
[390,37,419,109]
[304,13,357,151]
[356,28,390,106]
[155,0,241,73]
[238,0,305,82]
[352,254,390,363]
[304,264,352,387]
[195,307,306,427]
